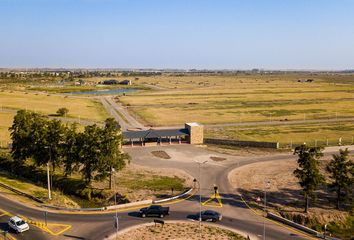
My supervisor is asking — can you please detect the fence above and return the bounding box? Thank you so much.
[204,138,279,149]
[280,136,354,149]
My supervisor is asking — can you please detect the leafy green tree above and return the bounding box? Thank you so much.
[62,123,80,176]
[99,118,130,189]
[56,107,69,117]
[44,119,66,171]
[326,148,354,209]
[294,144,324,213]
[78,124,103,186]
[9,110,42,164]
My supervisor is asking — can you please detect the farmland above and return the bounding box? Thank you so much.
[120,74,354,126]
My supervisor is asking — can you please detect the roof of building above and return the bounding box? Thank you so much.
[185,122,201,127]
[123,128,189,139]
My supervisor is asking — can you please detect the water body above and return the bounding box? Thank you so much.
[66,89,137,95]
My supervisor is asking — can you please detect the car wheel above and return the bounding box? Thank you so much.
[212,218,217,222]
[160,214,164,218]
[141,213,146,218]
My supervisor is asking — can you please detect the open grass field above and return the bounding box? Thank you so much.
[0,112,14,144]
[206,122,354,147]
[0,90,109,121]
[120,74,354,126]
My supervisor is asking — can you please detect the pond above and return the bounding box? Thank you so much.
[66,89,137,95]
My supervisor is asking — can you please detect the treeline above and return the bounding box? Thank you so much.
[294,145,354,212]
[9,110,129,188]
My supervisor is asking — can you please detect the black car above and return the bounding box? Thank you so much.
[196,210,222,222]
[139,205,170,218]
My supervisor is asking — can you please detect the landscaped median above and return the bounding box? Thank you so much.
[110,221,248,240]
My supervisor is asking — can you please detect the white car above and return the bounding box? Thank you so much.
[8,216,30,233]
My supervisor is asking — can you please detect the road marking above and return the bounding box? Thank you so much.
[201,185,223,208]
[0,209,16,240]
[240,195,317,240]
[18,215,72,236]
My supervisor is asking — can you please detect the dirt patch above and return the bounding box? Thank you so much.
[117,222,246,240]
[151,150,171,159]
[228,159,349,226]
[207,144,289,156]
[94,164,193,203]
[210,156,227,161]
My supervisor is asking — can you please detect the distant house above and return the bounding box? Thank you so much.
[102,79,120,85]
[120,79,132,85]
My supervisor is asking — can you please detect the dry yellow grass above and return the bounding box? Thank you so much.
[0,91,109,121]
[120,74,354,126]
[0,112,14,144]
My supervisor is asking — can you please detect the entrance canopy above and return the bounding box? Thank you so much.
[123,128,189,141]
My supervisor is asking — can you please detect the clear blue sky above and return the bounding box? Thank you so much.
[1,0,354,70]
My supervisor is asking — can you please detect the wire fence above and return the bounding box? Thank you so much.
[279,136,354,149]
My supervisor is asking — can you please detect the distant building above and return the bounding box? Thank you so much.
[101,79,132,85]
[120,79,132,85]
[102,79,120,85]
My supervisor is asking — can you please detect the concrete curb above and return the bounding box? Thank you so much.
[0,182,44,203]
[42,205,105,212]
[106,220,249,240]
[105,200,152,210]
[153,188,194,204]
[41,187,194,212]
[267,212,340,240]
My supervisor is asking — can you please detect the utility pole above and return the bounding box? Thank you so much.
[114,193,118,240]
[263,180,271,240]
[194,160,207,240]
[46,162,52,200]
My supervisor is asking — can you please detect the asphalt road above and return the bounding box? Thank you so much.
[1,145,352,240]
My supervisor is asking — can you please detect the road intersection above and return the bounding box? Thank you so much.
[3,144,351,239]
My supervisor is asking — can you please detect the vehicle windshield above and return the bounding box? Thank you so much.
[16,220,26,226]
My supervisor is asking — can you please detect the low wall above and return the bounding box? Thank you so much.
[0,182,44,203]
[105,200,152,210]
[204,138,279,149]
[267,212,340,240]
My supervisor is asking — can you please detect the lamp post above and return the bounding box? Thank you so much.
[263,180,271,240]
[44,146,52,200]
[194,160,208,240]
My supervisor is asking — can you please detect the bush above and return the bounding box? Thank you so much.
[56,107,69,116]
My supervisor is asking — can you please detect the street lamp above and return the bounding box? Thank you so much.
[44,146,52,200]
[263,180,271,240]
[194,160,208,240]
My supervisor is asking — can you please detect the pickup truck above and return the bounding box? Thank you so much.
[139,205,170,218]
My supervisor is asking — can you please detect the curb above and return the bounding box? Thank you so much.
[105,200,152,210]
[41,187,194,213]
[0,182,44,203]
[153,188,194,204]
[106,220,249,240]
[267,212,341,240]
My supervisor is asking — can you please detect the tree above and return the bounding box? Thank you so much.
[44,119,66,172]
[326,148,354,209]
[56,107,69,117]
[78,124,103,186]
[62,123,80,176]
[99,118,130,189]
[293,144,324,213]
[9,110,43,164]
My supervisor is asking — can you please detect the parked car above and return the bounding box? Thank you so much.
[196,210,222,222]
[8,216,30,233]
[139,205,170,218]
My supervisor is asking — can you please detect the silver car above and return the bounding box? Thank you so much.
[8,216,30,233]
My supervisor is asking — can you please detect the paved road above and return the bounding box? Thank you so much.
[1,145,352,240]
[98,97,145,131]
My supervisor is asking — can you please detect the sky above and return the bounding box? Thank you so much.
[0,0,354,70]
